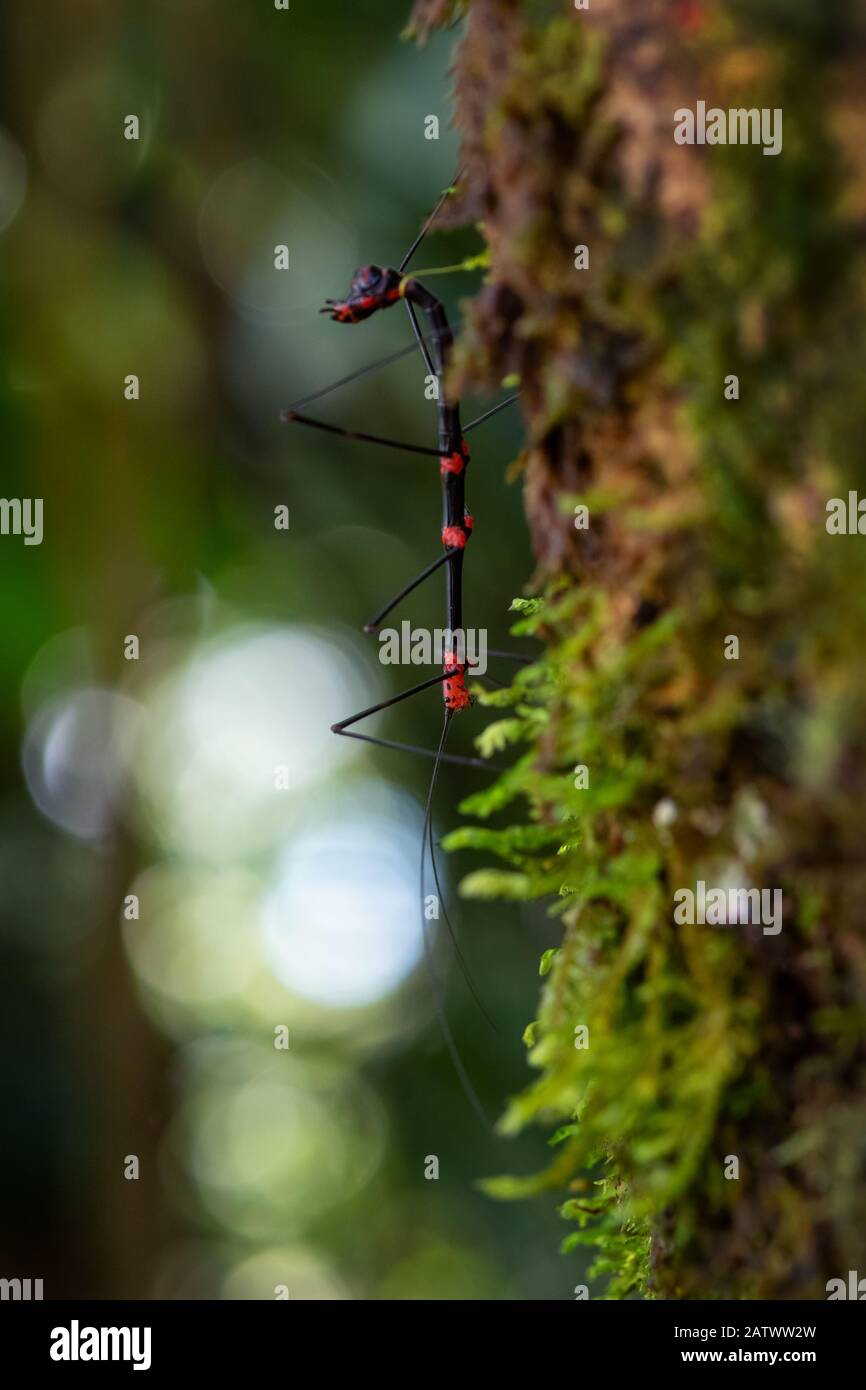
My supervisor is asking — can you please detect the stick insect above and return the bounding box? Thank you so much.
[282,176,524,1127]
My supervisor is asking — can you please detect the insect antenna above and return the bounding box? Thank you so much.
[398,167,464,274]
[285,341,423,411]
[420,710,494,1132]
[287,302,504,419]
[284,318,516,428]
[425,809,498,1032]
[473,672,510,690]
[464,393,521,433]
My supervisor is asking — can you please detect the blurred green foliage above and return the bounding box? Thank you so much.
[0,0,567,1301]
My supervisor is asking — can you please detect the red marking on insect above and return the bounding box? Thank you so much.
[440,439,470,476]
[441,512,475,549]
[443,655,471,712]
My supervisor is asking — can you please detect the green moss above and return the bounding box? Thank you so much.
[412,0,866,1298]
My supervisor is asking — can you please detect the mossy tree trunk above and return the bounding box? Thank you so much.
[411,0,866,1299]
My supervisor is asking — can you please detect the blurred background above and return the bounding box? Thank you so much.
[0,1,571,1299]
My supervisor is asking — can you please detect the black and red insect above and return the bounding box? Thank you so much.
[282,177,523,1124]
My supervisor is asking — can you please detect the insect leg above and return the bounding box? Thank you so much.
[285,307,448,413]
[404,298,437,381]
[363,548,461,632]
[282,410,441,458]
[420,709,494,1133]
[471,672,511,690]
[332,673,500,771]
[486,649,534,665]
